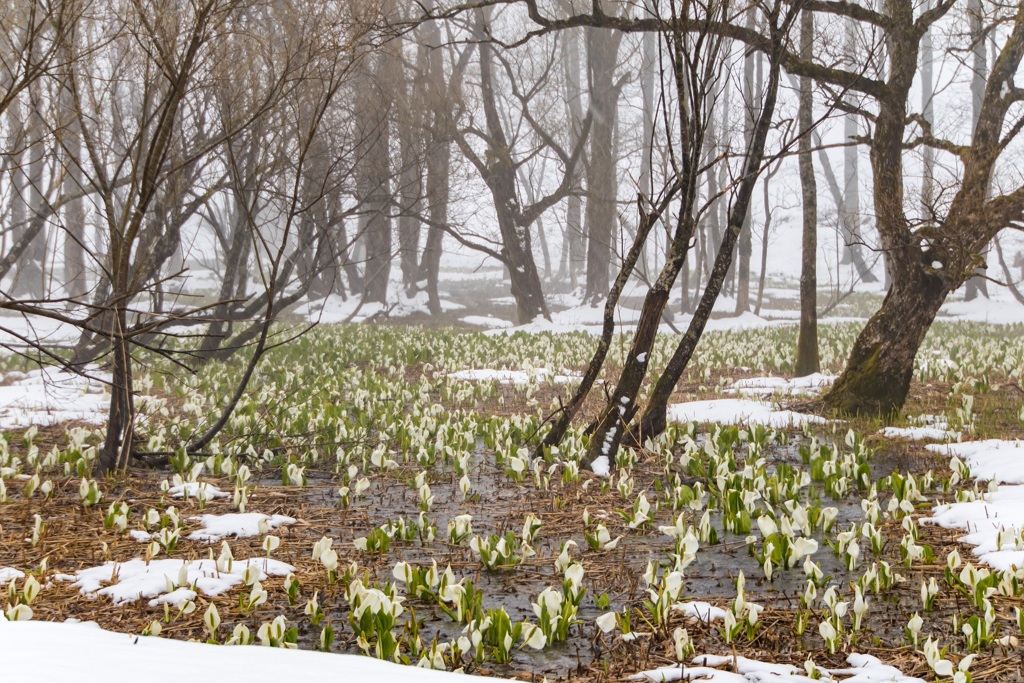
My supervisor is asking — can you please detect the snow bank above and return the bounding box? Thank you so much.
[667,399,828,428]
[925,439,1024,483]
[925,439,1024,571]
[0,366,109,429]
[926,487,1024,572]
[0,620,496,683]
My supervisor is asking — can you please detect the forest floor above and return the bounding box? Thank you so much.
[2,317,1024,681]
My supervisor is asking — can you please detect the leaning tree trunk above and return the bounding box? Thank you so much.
[823,268,949,414]
[537,180,681,455]
[618,13,789,451]
[795,9,820,376]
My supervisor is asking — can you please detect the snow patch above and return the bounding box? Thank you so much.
[630,653,923,682]
[671,601,727,623]
[926,439,1024,483]
[186,513,296,543]
[880,426,959,441]
[667,399,828,428]
[0,567,25,584]
[63,557,293,605]
[167,482,229,500]
[0,619,494,683]
[925,486,1024,572]
[590,455,610,478]
[0,365,110,429]
[728,373,835,397]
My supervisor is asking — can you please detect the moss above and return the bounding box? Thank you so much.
[823,342,908,418]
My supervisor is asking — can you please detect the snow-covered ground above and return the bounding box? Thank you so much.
[0,620,496,683]
[667,398,829,428]
[296,291,465,325]
[61,557,294,605]
[0,365,110,429]
[925,439,1024,571]
[727,373,834,397]
[925,440,1024,483]
[629,653,923,682]
[446,368,582,385]
[939,292,1024,325]
[186,513,296,543]
[487,307,784,337]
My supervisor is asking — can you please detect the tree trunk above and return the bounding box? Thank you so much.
[418,6,449,314]
[359,50,393,305]
[62,76,87,303]
[560,21,586,289]
[622,14,788,450]
[734,7,757,315]
[795,9,819,376]
[963,0,989,301]
[397,29,425,296]
[823,269,949,414]
[99,301,134,473]
[583,25,622,302]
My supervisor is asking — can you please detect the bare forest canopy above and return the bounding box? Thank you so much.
[3,0,1024,471]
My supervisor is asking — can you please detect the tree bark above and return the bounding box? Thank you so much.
[823,270,949,414]
[583,24,622,302]
[560,21,586,289]
[795,9,819,376]
[359,48,394,305]
[963,0,989,301]
[734,6,758,315]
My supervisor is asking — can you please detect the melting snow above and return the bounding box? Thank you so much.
[728,373,835,397]
[924,439,1024,571]
[447,368,582,385]
[667,399,828,428]
[629,653,923,682]
[671,601,727,623]
[925,439,1024,483]
[0,567,25,584]
[0,366,110,429]
[0,620,495,683]
[926,487,1024,572]
[186,513,296,542]
[167,482,230,500]
[63,557,294,605]
[880,426,959,441]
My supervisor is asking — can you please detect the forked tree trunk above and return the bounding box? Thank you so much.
[611,15,789,453]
